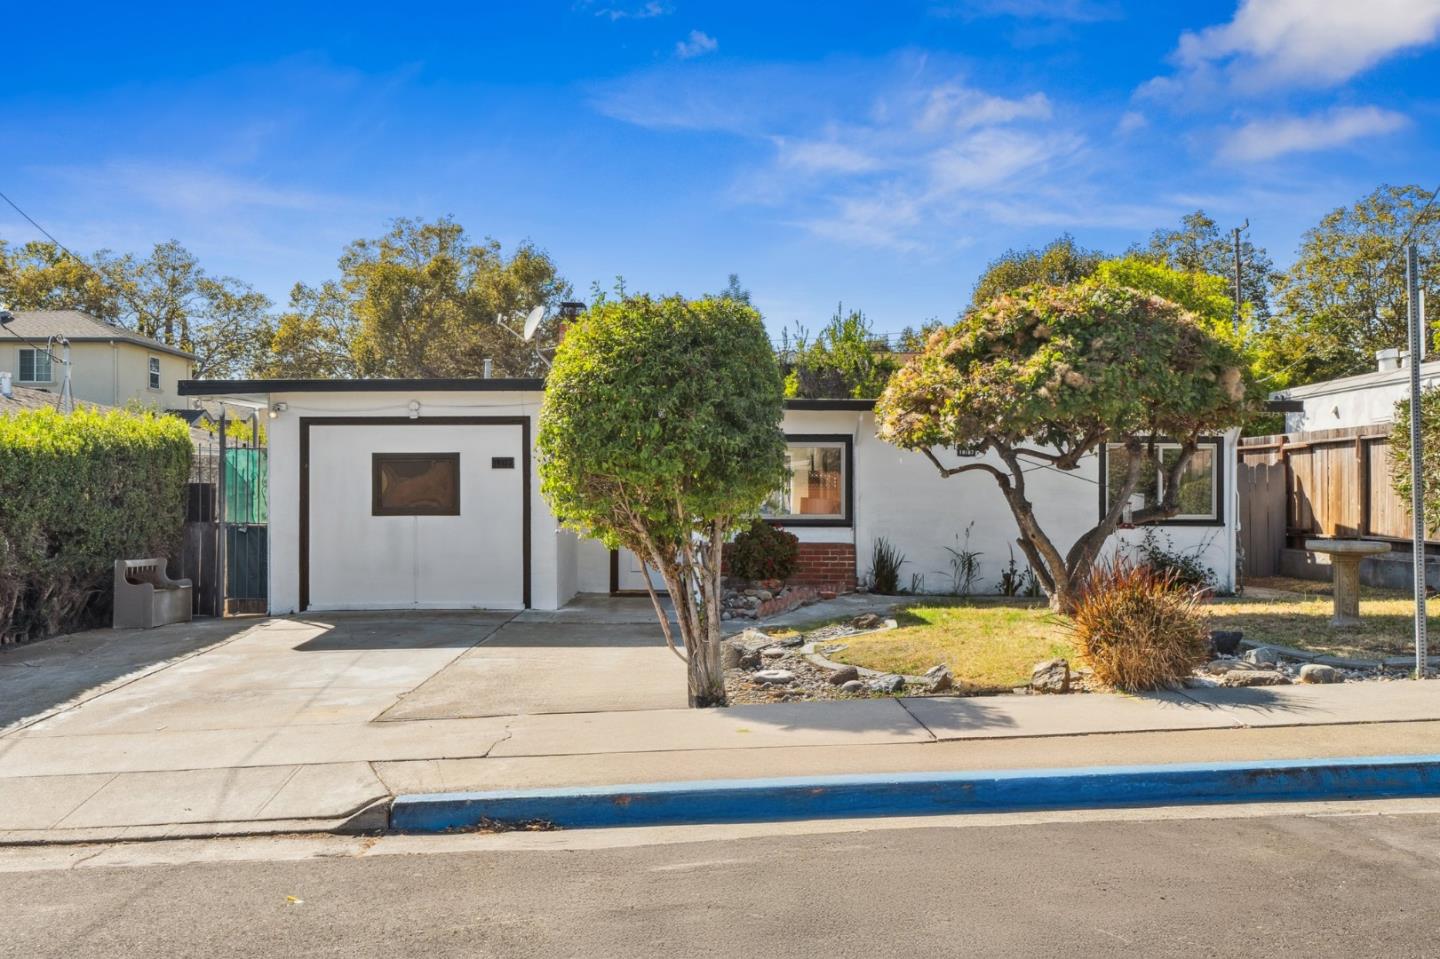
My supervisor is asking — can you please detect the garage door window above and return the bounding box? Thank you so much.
[372,453,461,516]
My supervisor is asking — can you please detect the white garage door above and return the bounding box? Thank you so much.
[306,421,526,610]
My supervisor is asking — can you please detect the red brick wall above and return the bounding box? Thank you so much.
[788,542,857,590]
[722,540,857,592]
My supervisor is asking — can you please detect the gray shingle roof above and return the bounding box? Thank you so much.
[0,383,215,445]
[1,310,195,360]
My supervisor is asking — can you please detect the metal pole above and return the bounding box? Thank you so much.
[1405,244,1427,676]
[217,410,228,619]
[1232,221,1247,339]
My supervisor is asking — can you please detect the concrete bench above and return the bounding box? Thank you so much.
[113,558,193,629]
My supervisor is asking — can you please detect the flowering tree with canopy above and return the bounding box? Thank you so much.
[876,281,1255,612]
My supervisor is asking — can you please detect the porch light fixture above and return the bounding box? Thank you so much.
[268,402,288,419]
[408,400,421,420]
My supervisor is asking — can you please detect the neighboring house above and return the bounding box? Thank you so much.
[180,378,1242,614]
[0,310,195,411]
[1273,348,1440,432]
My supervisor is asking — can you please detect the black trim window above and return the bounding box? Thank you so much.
[148,356,161,390]
[762,435,853,526]
[372,453,461,516]
[1102,439,1222,525]
[18,348,51,383]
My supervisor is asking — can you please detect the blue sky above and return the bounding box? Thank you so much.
[3,0,1439,338]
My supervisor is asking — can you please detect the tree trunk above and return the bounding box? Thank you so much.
[686,620,726,707]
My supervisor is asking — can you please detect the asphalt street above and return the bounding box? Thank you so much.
[5,806,1440,958]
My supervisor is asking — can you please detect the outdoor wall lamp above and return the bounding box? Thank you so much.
[408,400,421,419]
[268,402,288,419]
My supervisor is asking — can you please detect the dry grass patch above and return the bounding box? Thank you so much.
[1208,592,1440,660]
[828,600,1074,693]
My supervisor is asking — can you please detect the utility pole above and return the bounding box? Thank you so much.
[1405,244,1428,676]
[1232,220,1248,338]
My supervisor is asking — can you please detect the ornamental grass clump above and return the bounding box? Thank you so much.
[1066,558,1210,692]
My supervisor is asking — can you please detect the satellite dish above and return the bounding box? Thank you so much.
[522,305,545,342]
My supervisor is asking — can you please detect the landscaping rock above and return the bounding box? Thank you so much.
[925,669,954,693]
[1298,663,1342,684]
[868,674,906,694]
[729,629,774,653]
[753,669,796,685]
[1030,658,1070,694]
[721,644,743,670]
[1202,658,1262,675]
[761,647,788,660]
[827,665,861,685]
[819,590,837,600]
[850,613,885,631]
[1244,646,1279,666]
[1218,669,1291,687]
[740,651,762,670]
[1210,630,1243,656]
[839,680,865,694]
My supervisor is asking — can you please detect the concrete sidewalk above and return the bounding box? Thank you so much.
[5,599,1440,844]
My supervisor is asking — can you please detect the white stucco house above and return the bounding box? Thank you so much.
[178,378,1242,613]
[1273,348,1440,432]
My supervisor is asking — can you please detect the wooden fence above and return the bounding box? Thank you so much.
[1237,424,1434,577]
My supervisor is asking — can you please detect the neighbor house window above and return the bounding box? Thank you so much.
[1103,440,1221,524]
[761,436,851,525]
[148,356,161,390]
[372,453,461,516]
[18,348,52,383]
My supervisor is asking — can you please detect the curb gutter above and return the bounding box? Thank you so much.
[390,753,1440,832]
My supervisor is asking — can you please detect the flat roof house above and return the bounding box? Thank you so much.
[180,378,1242,613]
[0,309,195,410]
[1272,349,1440,433]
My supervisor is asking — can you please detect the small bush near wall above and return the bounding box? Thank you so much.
[728,519,800,582]
[1066,558,1210,691]
[0,408,192,645]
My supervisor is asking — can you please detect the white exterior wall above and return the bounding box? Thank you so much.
[263,390,1238,613]
[1276,359,1440,432]
[266,389,572,613]
[776,410,1237,594]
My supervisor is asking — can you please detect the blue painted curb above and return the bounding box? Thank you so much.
[389,754,1440,832]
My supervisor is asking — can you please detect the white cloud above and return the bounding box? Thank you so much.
[675,30,719,60]
[592,58,1081,252]
[772,138,881,174]
[1116,110,1147,134]
[1221,105,1410,161]
[581,1,671,21]
[1155,0,1440,93]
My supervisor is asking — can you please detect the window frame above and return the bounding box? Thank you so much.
[1097,436,1225,528]
[148,356,162,390]
[371,452,462,517]
[761,433,854,528]
[18,347,53,384]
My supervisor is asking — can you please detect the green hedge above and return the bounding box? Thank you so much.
[0,407,192,644]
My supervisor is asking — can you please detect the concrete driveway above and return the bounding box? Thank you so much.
[3,595,687,739]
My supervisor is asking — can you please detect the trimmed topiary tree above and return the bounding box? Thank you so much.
[538,294,787,707]
[876,280,1254,613]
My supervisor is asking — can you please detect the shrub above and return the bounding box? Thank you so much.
[868,537,906,594]
[728,519,800,582]
[1131,529,1216,592]
[0,407,192,644]
[1066,558,1210,691]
